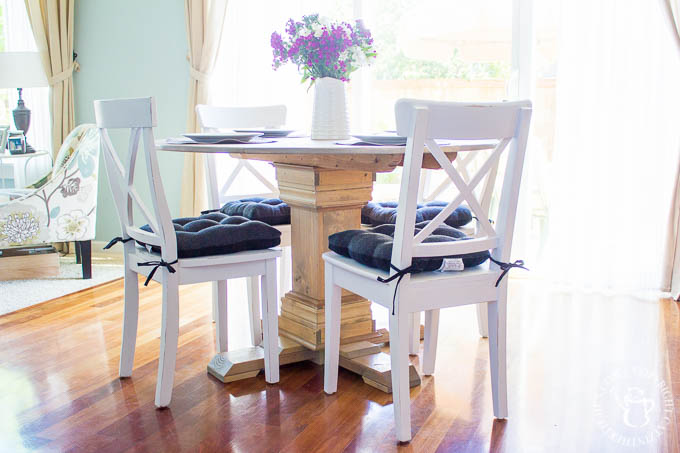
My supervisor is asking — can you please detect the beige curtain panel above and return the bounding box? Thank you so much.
[660,0,680,297]
[181,0,229,217]
[24,0,78,158]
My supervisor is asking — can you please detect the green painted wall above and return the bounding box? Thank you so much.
[73,0,188,242]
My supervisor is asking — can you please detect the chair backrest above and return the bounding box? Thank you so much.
[196,104,287,131]
[196,104,287,208]
[94,97,177,262]
[392,99,532,273]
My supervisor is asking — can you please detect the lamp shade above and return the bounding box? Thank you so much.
[0,52,48,88]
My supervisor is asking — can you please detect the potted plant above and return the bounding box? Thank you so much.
[271,14,377,140]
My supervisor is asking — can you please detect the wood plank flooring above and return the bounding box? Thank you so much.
[1,277,679,452]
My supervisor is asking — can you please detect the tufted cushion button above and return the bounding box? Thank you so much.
[328,221,489,272]
[140,212,281,258]
[218,197,290,226]
[361,201,472,228]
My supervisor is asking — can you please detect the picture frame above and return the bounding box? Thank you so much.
[0,125,9,152]
[7,133,26,155]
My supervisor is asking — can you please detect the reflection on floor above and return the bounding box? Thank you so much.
[0,277,678,452]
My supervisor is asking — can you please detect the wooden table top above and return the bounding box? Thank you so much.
[157,137,496,172]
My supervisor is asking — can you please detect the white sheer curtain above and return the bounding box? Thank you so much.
[1,0,50,153]
[542,0,680,291]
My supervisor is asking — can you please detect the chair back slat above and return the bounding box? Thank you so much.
[95,97,177,261]
[125,226,162,247]
[491,107,532,263]
[391,99,532,271]
[94,97,157,129]
[196,104,286,131]
[196,104,287,208]
[396,99,525,140]
[411,237,500,258]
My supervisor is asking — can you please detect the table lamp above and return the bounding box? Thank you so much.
[0,52,48,153]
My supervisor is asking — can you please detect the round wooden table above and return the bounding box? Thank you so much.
[158,137,495,391]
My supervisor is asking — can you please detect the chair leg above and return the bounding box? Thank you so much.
[279,246,291,296]
[487,292,508,418]
[476,302,489,338]
[154,271,180,408]
[408,312,420,355]
[247,276,263,346]
[260,259,280,383]
[213,280,228,353]
[78,240,92,279]
[211,282,217,323]
[422,309,440,376]
[323,264,342,394]
[119,266,139,377]
[389,310,412,443]
[75,241,81,264]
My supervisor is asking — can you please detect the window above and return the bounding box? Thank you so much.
[209,0,515,201]
[210,0,680,291]
[0,0,50,153]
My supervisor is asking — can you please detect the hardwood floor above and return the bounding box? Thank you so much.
[1,277,679,452]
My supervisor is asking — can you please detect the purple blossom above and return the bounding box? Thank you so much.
[270,14,377,86]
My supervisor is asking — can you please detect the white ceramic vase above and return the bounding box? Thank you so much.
[310,77,350,140]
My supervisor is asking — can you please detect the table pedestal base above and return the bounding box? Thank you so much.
[207,332,422,393]
[208,164,424,392]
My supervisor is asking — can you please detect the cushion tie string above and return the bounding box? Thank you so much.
[489,257,528,287]
[103,236,133,250]
[138,259,178,286]
[377,264,416,315]
[200,208,220,215]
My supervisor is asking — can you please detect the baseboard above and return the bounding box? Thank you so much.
[92,240,124,258]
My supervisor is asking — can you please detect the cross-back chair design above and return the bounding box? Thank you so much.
[197,104,291,346]
[410,138,503,345]
[197,104,286,203]
[323,99,531,442]
[96,97,281,408]
[405,142,502,350]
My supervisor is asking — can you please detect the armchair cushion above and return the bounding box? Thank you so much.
[361,201,473,228]
[217,197,290,226]
[328,221,489,273]
[139,212,281,259]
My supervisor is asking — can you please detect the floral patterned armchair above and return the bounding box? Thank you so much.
[0,124,100,278]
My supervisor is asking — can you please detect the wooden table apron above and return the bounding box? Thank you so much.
[157,138,494,392]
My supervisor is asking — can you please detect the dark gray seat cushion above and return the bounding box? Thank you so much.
[361,201,473,228]
[328,221,489,273]
[140,212,281,258]
[219,197,290,226]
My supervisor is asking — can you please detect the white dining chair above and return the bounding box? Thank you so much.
[323,98,531,442]
[95,97,281,408]
[196,104,291,346]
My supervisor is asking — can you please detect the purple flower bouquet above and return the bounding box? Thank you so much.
[271,14,376,85]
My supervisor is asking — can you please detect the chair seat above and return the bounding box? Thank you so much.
[328,221,489,273]
[361,200,473,228]
[324,250,495,282]
[140,212,281,258]
[219,197,290,226]
[132,244,282,268]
